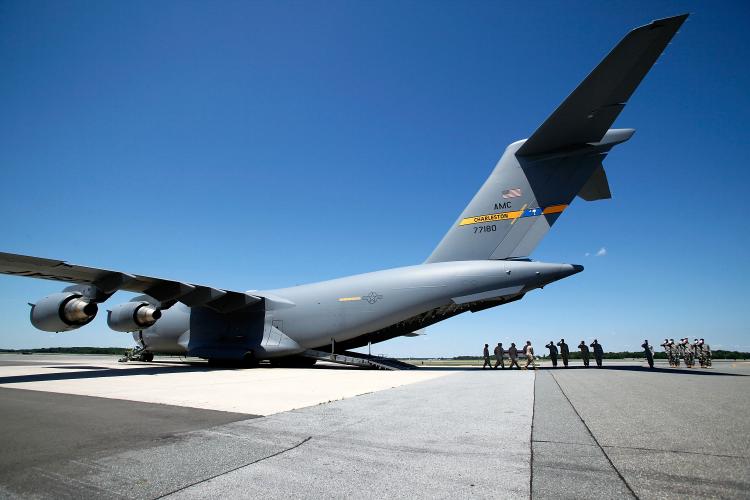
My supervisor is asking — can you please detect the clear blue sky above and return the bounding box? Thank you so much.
[1,1,748,356]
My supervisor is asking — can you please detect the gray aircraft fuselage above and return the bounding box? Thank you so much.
[140,259,581,358]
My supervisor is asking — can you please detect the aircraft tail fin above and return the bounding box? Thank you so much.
[427,14,687,263]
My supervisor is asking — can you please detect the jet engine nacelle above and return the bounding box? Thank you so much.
[30,292,98,332]
[107,302,162,332]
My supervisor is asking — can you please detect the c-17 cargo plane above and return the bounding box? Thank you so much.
[0,15,686,367]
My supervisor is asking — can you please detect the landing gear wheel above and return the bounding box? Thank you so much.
[142,351,154,362]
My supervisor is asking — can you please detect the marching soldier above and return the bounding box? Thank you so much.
[482,344,492,369]
[523,340,536,370]
[545,341,558,367]
[590,339,604,368]
[557,339,570,367]
[494,342,505,369]
[642,339,654,368]
[508,343,520,369]
[578,340,590,367]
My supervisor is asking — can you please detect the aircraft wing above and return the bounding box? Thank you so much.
[0,251,261,313]
[516,14,688,157]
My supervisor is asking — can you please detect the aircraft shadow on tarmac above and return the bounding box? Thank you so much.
[0,360,394,384]
[0,362,743,385]
[0,365,238,385]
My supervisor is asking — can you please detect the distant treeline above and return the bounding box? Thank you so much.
[430,350,750,360]
[0,347,128,355]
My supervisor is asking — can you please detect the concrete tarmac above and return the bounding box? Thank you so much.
[0,354,747,499]
[532,364,750,499]
[0,354,448,415]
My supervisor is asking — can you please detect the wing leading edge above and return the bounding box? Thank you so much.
[0,252,260,313]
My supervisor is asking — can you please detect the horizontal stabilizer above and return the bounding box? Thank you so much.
[578,164,612,201]
[516,14,687,157]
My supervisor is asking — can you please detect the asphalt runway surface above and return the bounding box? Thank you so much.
[0,355,747,499]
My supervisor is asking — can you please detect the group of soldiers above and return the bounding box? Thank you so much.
[482,337,714,370]
[482,341,537,369]
[660,338,712,368]
[482,339,607,369]
[544,339,605,368]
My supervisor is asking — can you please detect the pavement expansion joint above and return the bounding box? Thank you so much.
[548,371,639,500]
[600,444,748,460]
[155,436,313,499]
[532,439,598,447]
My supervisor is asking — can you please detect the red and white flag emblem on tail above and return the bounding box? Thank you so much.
[502,188,522,199]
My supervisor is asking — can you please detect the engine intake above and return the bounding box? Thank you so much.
[107,302,162,332]
[30,292,98,332]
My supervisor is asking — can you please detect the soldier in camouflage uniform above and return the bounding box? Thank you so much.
[523,341,536,370]
[666,339,673,367]
[670,339,680,367]
[558,339,570,368]
[661,339,671,366]
[507,343,521,369]
[578,340,590,367]
[494,342,505,369]
[546,341,559,367]
[642,339,654,369]
[700,338,712,367]
[677,339,687,366]
[590,339,604,368]
[693,339,703,367]
[482,344,492,369]
[682,338,694,368]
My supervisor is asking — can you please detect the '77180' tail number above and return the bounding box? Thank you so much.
[474,225,497,234]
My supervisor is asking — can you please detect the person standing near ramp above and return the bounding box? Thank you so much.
[578,341,590,367]
[546,341,558,367]
[642,339,654,368]
[590,339,604,368]
[507,343,520,369]
[482,344,492,369]
[557,339,570,367]
[494,342,505,369]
